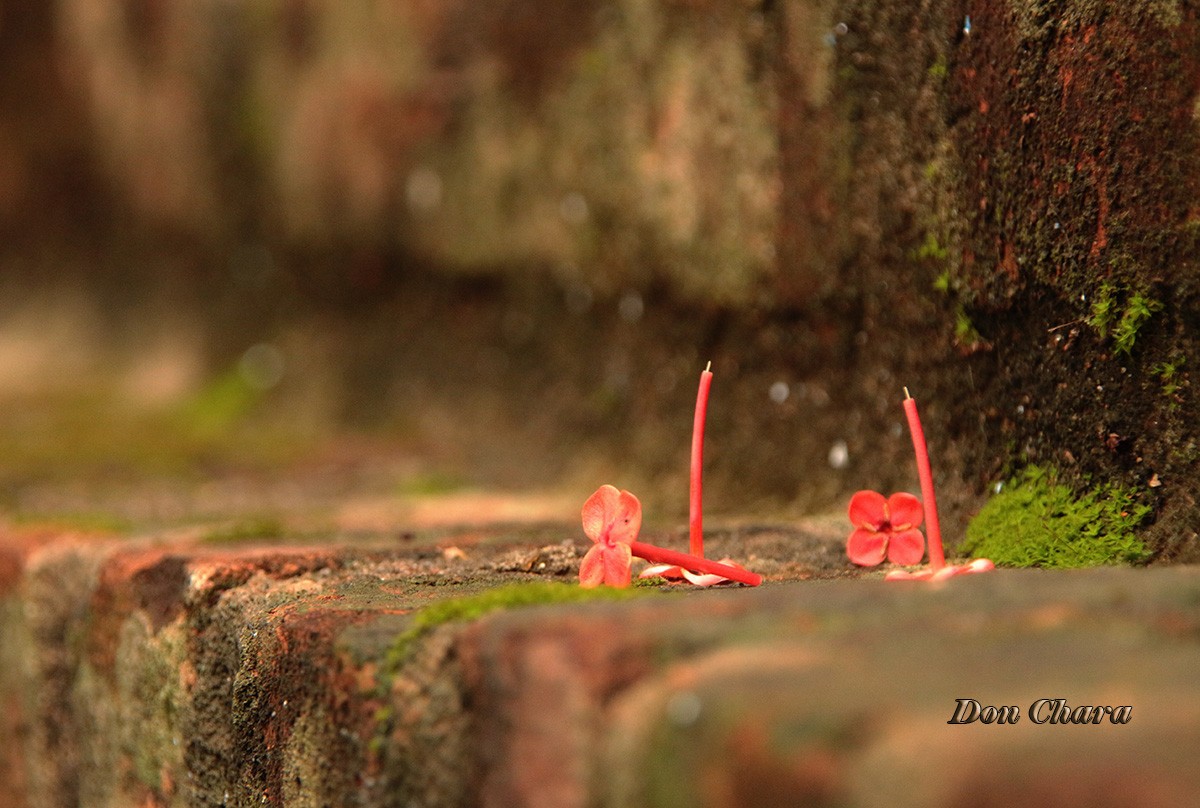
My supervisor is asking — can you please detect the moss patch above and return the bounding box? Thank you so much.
[962,466,1152,568]
[384,582,645,671]
[1153,352,1187,397]
[1089,283,1164,356]
[199,516,285,545]
[1112,292,1164,357]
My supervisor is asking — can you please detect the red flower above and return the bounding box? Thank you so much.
[846,490,926,567]
[579,485,640,588]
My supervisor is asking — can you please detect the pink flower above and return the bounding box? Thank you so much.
[846,490,926,567]
[579,485,640,588]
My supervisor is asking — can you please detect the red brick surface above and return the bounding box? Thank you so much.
[4,528,1199,807]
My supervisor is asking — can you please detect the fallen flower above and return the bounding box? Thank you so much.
[577,485,762,587]
[846,490,926,567]
[579,484,639,588]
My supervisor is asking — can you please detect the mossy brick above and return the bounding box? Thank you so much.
[0,537,380,807]
[5,524,1200,807]
[921,0,1200,552]
[604,629,1200,808]
[453,567,1200,808]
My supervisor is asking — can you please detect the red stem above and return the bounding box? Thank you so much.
[903,389,946,570]
[631,541,762,587]
[690,363,712,557]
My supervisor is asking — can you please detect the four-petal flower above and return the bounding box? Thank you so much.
[579,484,640,588]
[846,490,926,567]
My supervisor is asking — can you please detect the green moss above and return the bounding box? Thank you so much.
[962,466,1153,568]
[927,56,948,80]
[174,367,265,437]
[0,375,315,495]
[396,471,468,496]
[1112,292,1163,356]
[1087,283,1162,355]
[912,232,949,262]
[954,305,983,346]
[383,582,646,671]
[200,515,285,544]
[1088,281,1119,337]
[1153,353,1186,396]
[10,510,133,533]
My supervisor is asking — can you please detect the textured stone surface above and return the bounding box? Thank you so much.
[4,526,1200,807]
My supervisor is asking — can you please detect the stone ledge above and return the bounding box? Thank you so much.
[3,531,1200,807]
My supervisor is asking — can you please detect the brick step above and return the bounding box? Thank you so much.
[3,533,1198,807]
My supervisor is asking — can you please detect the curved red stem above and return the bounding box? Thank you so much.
[631,541,762,586]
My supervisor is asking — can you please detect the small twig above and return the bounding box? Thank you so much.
[1047,319,1083,333]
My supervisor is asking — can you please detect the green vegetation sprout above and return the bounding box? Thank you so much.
[1153,353,1186,397]
[913,232,949,262]
[1087,282,1162,356]
[1087,282,1118,337]
[1112,293,1162,356]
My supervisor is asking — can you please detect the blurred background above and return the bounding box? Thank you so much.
[0,0,875,536]
[3,0,1196,553]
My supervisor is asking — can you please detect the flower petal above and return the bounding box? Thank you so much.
[608,489,642,545]
[887,559,995,582]
[580,543,633,588]
[602,542,633,587]
[884,567,934,581]
[932,558,996,581]
[886,492,924,529]
[887,527,926,565]
[581,485,620,543]
[848,490,887,530]
[930,564,961,583]
[579,544,607,587]
[643,558,743,587]
[639,564,686,580]
[847,527,887,566]
[681,570,729,587]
